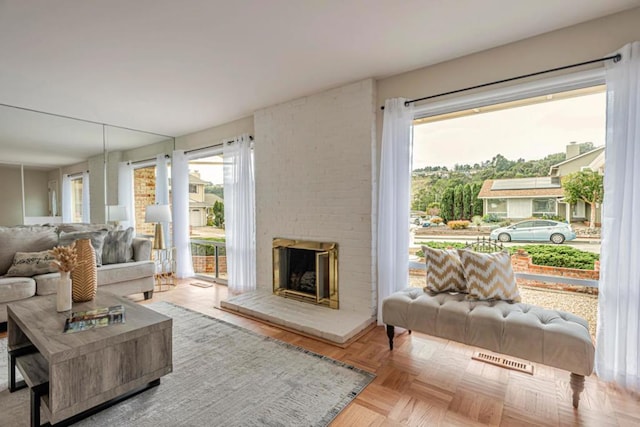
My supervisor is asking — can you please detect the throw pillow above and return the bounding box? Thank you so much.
[0,226,59,275]
[59,230,108,267]
[5,250,58,277]
[457,249,521,302]
[422,245,467,294]
[102,227,134,265]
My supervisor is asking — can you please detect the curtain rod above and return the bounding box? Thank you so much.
[129,154,170,165]
[380,53,621,110]
[184,135,254,155]
[66,170,89,178]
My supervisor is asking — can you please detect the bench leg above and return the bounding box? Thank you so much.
[386,325,395,350]
[143,290,153,300]
[570,373,585,408]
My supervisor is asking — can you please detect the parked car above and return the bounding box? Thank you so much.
[489,219,576,244]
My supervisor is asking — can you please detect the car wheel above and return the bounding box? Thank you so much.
[498,233,511,243]
[550,233,565,244]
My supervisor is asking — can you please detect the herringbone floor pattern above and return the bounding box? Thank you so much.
[3,281,639,426]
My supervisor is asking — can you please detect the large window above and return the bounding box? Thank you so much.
[70,177,83,223]
[532,198,557,217]
[486,199,507,217]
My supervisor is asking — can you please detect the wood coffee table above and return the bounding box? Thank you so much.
[7,291,172,426]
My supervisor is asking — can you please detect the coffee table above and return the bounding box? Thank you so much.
[7,291,172,426]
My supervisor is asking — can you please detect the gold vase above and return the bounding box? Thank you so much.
[71,238,97,302]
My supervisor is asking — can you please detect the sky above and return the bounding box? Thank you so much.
[189,155,224,185]
[412,92,606,170]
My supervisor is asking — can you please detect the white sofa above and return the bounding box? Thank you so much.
[0,224,155,325]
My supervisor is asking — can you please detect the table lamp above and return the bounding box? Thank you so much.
[145,204,172,249]
[107,205,128,227]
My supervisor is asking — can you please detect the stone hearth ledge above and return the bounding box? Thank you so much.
[220,289,375,344]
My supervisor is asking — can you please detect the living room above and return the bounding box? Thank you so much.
[2,2,640,426]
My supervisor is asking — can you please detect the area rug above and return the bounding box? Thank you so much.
[0,302,374,426]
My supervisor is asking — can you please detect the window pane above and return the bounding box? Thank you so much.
[487,199,507,216]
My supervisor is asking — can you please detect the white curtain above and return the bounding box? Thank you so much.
[171,150,195,278]
[596,41,640,391]
[224,134,256,294]
[377,98,414,324]
[61,174,72,223]
[117,162,135,231]
[156,154,170,247]
[81,171,90,223]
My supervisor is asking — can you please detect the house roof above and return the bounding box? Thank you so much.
[478,179,565,199]
[189,174,210,185]
[549,146,605,174]
[204,194,223,204]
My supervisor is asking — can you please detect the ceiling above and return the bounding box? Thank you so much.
[1,0,639,167]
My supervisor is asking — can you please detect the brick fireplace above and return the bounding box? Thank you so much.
[221,79,377,344]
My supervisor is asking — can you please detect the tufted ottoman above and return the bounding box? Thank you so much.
[382,287,595,408]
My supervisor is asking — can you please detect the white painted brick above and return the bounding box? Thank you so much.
[255,79,376,316]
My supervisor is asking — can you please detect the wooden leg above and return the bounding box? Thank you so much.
[143,290,153,300]
[386,325,395,350]
[570,373,585,408]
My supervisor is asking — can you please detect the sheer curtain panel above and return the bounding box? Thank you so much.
[156,154,171,247]
[224,134,256,294]
[117,162,135,231]
[377,98,414,324]
[61,174,72,223]
[171,150,194,278]
[596,41,640,392]
[81,171,90,223]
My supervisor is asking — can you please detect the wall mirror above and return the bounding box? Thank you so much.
[0,103,173,226]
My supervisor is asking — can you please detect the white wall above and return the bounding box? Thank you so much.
[254,79,377,316]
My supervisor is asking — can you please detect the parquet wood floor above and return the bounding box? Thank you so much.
[3,280,639,426]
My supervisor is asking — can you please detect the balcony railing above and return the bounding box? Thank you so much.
[190,239,227,284]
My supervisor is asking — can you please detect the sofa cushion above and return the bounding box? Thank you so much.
[5,250,57,277]
[35,261,155,295]
[56,223,113,234]
[59,230,108,267]
[97,261,155,286]
[0,226,58,275]
[0,277,36,303]
[422,245,467,294]
[102,227,134,265]
[457,249,521,302]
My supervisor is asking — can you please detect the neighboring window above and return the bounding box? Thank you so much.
[70,177,83,223]
[487,199,507,217]
[189,184,198,194]
[573,200,586,217]
[532,198,557,217]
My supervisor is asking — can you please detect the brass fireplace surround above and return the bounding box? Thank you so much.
[272,238,338,309]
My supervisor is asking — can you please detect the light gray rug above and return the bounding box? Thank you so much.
[0,302,374,426]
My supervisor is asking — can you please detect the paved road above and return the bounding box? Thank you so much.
[414,235,601,254]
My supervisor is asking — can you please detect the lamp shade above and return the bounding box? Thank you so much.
[145,204,172,223]
[107,205,129,222]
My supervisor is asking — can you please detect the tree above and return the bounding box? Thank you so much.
[453,185,463,220]
[440,188,454,223]
[462,183,472,219]
[562,170,604,229]
[212,200,225,228]
[472,183,484,216]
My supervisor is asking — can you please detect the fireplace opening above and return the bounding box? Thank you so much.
[273,238,338,309]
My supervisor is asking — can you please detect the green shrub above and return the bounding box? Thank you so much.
[482,213,502,223]
[498,220,512,227]
[541,214,566,222]
[508,245,599,270]
[447,220,470,230]
[416,241,467,258]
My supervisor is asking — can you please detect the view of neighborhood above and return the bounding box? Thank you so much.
[410,88,606,336]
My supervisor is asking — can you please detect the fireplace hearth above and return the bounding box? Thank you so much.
[273,238,338,309]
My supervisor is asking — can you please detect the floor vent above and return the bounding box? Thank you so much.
[472,351,534,375]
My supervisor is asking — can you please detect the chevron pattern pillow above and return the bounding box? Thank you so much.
[422,246,467,294]
[457,249,521,302]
